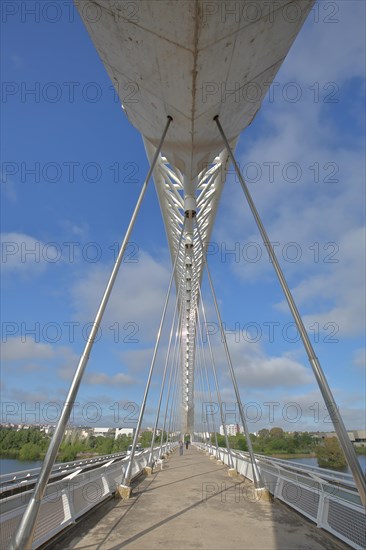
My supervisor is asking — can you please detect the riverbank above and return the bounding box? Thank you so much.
[355,447,366,454]
[0,450,106,462]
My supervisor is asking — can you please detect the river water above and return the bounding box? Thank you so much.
[0,458,44,475]
[279,454,366,474]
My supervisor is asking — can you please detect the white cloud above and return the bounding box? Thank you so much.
[56,348,81,380]
[1,337,55,361]
[207,337,313,390]
[59,219,89,238]
[86,372,136,386]
[70,250,172,341]
[279,226,366,336]
[120,347,156,373]
[1,232,48,274]
[235,355,313,389]
[281,1,365,85]
[214,4,365,339]
[218,104,364,269]
[201,387,365,431]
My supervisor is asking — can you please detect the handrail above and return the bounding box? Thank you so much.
[0,451,127,484]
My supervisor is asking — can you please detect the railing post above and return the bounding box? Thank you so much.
[316,484,327,529]
[61,489,74,525]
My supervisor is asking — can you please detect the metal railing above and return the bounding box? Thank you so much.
[0,445,173,549]
[197,443,366,550]
[0,452,128,494]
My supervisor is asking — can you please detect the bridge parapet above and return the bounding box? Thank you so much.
[0,445,174,549]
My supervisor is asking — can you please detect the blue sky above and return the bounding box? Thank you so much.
[1,1,365,433]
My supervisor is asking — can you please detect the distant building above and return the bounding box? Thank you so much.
[40,425,56,435]
[352,430,366,447]
[79,428,92,439]
[312,430,366,447]
[219,424,243,436]
[93,427,115,438]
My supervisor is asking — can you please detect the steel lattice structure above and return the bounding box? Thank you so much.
[145,140,232,431]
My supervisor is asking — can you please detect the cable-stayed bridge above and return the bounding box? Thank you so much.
[2,2,365,549]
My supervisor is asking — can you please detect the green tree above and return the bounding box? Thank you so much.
[315,437,347,470]
[285,438,296,454]
[58,445,78,462]
[268,437,287,452]
[0,427,50,459]
[113,434,132,452]
[19,443,42,461]
[270,427,284,438]
[298,432,313,448]
[88,435,97,448]
[215,434,226,447]
[235,434,248,452]
[139,431,153,448]
[95,436,114,455]
[227,435,237,449]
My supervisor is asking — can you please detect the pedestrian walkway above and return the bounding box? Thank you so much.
[56,446,347,549]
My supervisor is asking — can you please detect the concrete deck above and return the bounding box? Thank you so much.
[55,446,348,550]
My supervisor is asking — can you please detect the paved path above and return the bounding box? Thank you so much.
[57,446,347,550]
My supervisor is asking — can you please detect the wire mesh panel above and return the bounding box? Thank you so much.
[71,477,107,518]
[236,457,253,481]
[130,458,141,478]
[281,480,320,521]
[326,498,366,550]
[0,507,24,548]
[32,497,68,547]
[104,463,125,491]
[261,469,280,495]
